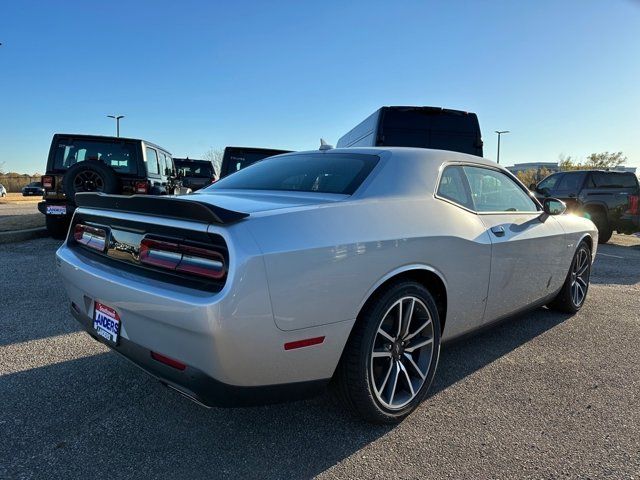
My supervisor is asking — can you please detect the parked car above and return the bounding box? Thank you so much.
[173,158,216,191]
[336,106,484,157]
[56,147,596,424]
[22,181,45,196]
[0,183,6,197]
[39,133,182,239]
[220,146,291,178]
[531,170,640,243]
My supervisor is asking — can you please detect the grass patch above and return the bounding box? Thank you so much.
[0,213,45,232]
[0,193,42,205]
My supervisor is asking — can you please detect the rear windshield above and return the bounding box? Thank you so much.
[51,138,139,174]
[208,153,379,195]
[379,109,482,155]
[175,161,214,178]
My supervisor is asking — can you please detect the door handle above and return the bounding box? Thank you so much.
[491,226,506,237]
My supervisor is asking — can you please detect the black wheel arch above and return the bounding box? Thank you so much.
[356,268,448,336]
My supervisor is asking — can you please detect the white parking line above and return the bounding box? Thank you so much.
[597,252,625,259]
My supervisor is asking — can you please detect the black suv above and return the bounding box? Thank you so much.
[532,170,640,243]
[220,146,291,178]
[39,133,181,238]
[173,158,217,191]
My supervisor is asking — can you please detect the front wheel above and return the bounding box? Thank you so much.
[334,281,441,424]
[548,241,592,313]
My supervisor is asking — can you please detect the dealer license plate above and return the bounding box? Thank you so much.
[93,302,120,346]
[46,205,67,215]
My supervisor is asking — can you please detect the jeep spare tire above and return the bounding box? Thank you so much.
[62,161,120,202]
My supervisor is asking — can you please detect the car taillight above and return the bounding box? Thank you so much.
[135,181,149,194]
[211,178,217,184]
[42,175,54,189]
[73,224,107,252]
[139,237,226,279]
[628,195,639,215]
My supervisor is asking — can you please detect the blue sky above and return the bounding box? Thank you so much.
[1,0,639,174]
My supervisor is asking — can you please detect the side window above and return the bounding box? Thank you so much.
[160,153,173,177]
[592,172,637,188]
[555,172,586,192]
[146,147,159,175]
[463,166,538,212]
[436,166,473,209]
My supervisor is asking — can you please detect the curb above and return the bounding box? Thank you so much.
[0,227,49,244]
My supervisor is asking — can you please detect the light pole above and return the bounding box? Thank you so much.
[107,115,125,137]
[495,130,510,164]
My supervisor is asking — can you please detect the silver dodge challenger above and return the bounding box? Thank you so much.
[56,147,597,423]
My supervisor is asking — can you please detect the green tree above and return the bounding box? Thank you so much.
[559,152,627,171]
[516,167,553,188]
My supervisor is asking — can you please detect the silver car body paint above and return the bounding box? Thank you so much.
[56,147,598,388]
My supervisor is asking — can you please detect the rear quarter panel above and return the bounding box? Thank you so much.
[247,196,493,341]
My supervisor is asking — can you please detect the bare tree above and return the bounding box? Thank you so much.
[0,161,6,175]
[203,148,224,178]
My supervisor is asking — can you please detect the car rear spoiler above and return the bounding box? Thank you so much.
[75,193,249,224]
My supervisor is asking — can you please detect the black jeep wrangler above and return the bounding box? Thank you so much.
[39,133,181,238]
[532,170,640,243]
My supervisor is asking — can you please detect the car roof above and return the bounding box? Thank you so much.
[173,158,211,164]
[52,133,170,154]
[280,146,499,168]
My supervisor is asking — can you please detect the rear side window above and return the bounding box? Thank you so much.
[209,153,379,195]
[591,172,638,188]
[464,166,538,212]
[52,138,138,174]
[437,166,473,209]
[160,152,173,177]
[146,147,159,175]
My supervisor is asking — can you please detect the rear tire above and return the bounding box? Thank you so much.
[548,241,592,313]
[334,281,441,424]
[46,215,70,239]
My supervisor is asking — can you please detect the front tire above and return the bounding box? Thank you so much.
[334,281,441,424]
[548,241,592,313]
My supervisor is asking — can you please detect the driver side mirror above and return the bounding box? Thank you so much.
[542,197,566,215]
[529,182,537,191]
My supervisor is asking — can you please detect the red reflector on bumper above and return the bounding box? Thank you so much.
[284,336,325,350]
[150,351,187,370]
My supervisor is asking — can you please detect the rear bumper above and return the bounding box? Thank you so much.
[70,303,328,407]
[56,238,352,402]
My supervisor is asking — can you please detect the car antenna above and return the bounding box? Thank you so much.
[319,138,334,151]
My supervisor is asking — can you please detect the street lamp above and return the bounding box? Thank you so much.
[494,130,510,164]
[107,115,125,137]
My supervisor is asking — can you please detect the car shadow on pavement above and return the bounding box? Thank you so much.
[0,308,570,480]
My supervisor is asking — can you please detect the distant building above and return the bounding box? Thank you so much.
[505,162,637,175]
[505,162,560,175]
[611,166,637,173]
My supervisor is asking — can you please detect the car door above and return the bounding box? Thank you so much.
[462,165,567,323]
[551,171,587,211]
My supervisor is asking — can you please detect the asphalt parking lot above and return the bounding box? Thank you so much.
[1,235,639,479]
